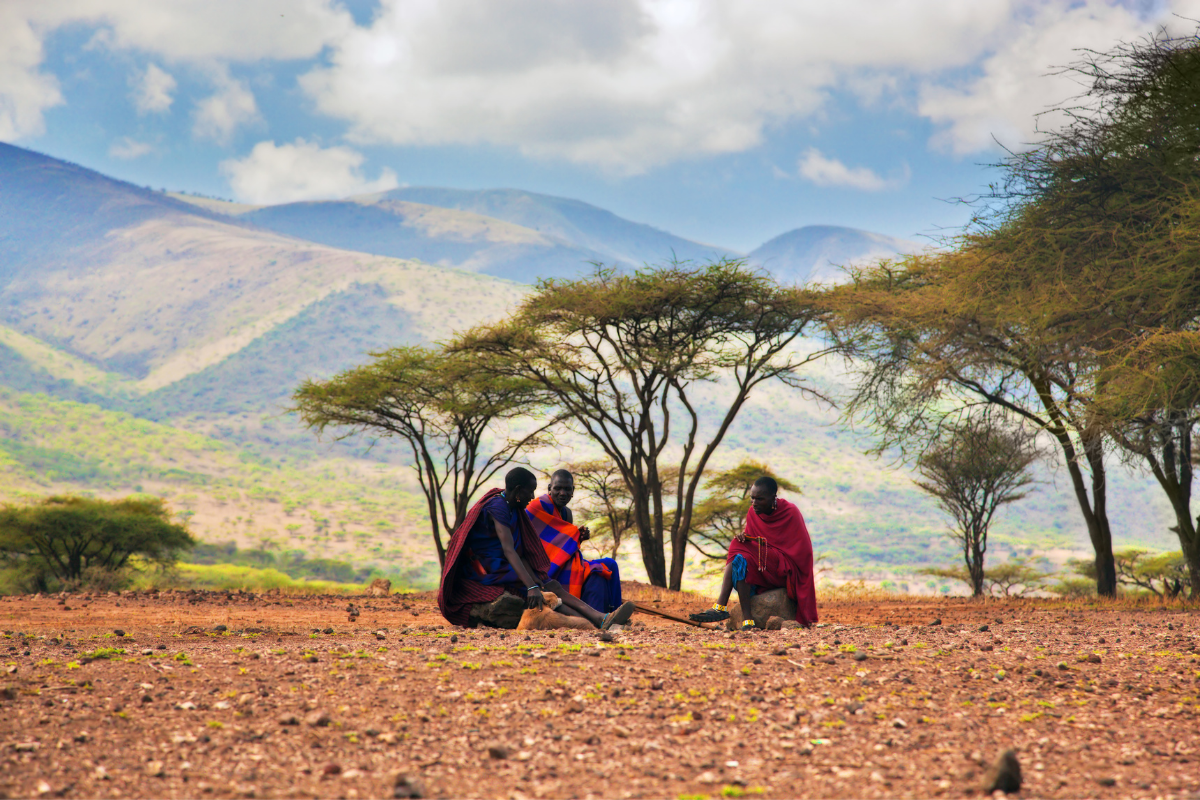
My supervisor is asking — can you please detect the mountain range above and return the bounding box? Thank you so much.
[0,142,1175,589]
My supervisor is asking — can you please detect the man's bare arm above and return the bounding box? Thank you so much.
[495,520,544,609]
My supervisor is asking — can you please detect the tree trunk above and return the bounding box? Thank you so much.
[967,547,985,597]
[633,492,667,587]
[1055,432,1117,596]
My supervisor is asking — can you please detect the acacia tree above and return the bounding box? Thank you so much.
[454,260,835,589]
[292,346,557,565]
[564,459,638,559]
[820,30,1200,597]
[913,416,1039,596]
[980,30,1200,595]
[0,495,195,587]
[820,253,1121,594]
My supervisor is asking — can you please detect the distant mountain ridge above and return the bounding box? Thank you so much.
[747,225,925,285]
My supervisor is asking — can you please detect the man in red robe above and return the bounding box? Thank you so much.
[689,476,818,629]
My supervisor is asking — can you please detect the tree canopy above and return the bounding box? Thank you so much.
[292,345,557,564]
[0,495,195,589]
[454,259,834,589]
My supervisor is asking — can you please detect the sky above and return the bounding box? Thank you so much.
[3,0,1198,252]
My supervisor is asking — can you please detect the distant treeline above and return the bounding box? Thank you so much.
[180,541,437,589]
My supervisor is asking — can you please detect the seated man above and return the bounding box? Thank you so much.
[689,477,818,630]
[437,466,635,630]
[526,469,623,614]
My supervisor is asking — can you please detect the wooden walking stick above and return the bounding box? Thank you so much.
[631,603,714,629]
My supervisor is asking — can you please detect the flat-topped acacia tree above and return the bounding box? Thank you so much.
[292,346,558,565]
[452,259,836,590]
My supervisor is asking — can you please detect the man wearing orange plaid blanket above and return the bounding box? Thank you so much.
[526,469,624,614]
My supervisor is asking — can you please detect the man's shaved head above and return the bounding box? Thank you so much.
[505,466,537,494]
[550,469,573,484]
[753,476,779,496]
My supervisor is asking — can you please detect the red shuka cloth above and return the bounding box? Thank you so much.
[726,497,818,626]
[437,488,551,627]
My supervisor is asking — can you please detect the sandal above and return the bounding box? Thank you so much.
[689,608,731,623]
[601,601,636,630]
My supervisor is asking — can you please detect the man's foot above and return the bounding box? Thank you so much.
[741,620,758,631]
[689,608,731,623]
[601,600,636,630]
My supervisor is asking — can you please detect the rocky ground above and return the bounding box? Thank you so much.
[1,587,1198,800]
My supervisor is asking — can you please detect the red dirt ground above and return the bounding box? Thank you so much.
[2,587,1198,799]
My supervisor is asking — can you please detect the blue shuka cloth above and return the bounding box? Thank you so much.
[579,557,623,613]
[460,494,526,588]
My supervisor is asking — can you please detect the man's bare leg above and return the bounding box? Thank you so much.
[543,580,604,627]
[734,577,757,629]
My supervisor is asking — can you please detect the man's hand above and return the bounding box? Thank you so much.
[526,587,545,610]
[578,525,591,542]
[735,532,748,543]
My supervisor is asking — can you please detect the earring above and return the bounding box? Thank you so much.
[771,498,777,511]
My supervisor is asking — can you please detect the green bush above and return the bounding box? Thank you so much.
[0,495,195,592]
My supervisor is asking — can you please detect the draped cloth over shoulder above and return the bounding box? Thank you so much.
[437,488,551,627]
[726,498,818,626]
[525,493,621,613]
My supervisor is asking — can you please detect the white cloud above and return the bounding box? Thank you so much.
[297,0,1014,173]
[0,0,350,141]
[3,0,1197,168]
[220,139,400,205]
[192,71,259,144]
[133,64,176,114]
[798,148,908,191]
[108,136,152,159]
[0,7,63,140]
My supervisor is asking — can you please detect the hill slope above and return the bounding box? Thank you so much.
[747,225,925,284]
[0,143,523,393]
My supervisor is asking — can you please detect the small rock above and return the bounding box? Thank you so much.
[278,714,299,726]
[141,648,153,656]
[599,631,615,643]
[854,652,868,662]
[566,699,585,713]
[765,616,783,630]
[650,680,664,690]
[982,750,1022,794]
[14,742,39,752]
[393,774,425,799]
[113,629,125,637]
[1087,653,1102,664]
[305,710,332,727]
[930,618,942,626]
[322,627,334,635]
[979,624,989,632]
[1057,661,1070,670]
[892,718,907,729]
[175,702,197,711]
[1098,777,1116,787]
[213,625,227,633]
[145,761,165,778]
[322,763,342,776]
[613,726,630,738]
[378,732,398,744]
[487,745,509,760]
